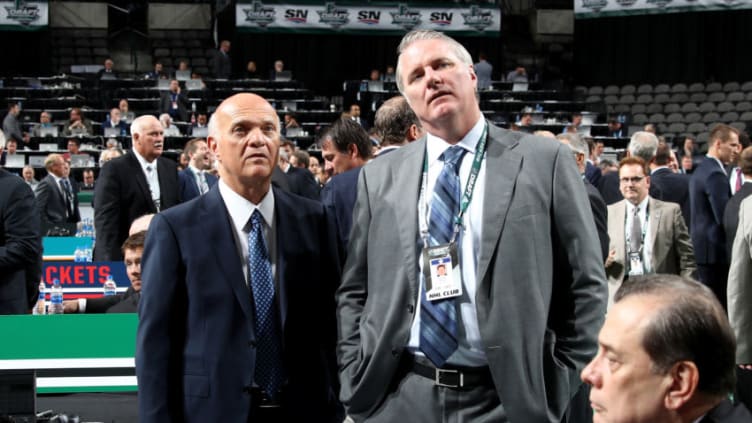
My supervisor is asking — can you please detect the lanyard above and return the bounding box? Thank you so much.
[419,122,488,247]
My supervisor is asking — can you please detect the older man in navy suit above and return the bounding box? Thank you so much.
[178,138,218,201]
[137,93,341,422]
[690,123,742,307]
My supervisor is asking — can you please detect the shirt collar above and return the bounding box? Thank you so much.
[426,116,485,165]
[626,196,649,213]
[651,166,669,174]
[132,148,157,169]
[217,179,275,231]
[188,164,203,175]
[706,154,726,174]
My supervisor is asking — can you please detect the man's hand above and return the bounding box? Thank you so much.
[739,364,752,370]
[63,300,79,313]
[605,249,616,268]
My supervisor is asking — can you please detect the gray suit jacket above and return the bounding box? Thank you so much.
[728,196,752,364]
[606,197,696,307]
[336,124,607,422]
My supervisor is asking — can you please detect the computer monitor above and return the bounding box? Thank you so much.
[4,154,24,168]
[175,70,191,81]
[512,83,529,92]
[38,143,58,152]
[39,126,59,138]
[100,72,117,81]
[285,127,303,138]
[157,79,171,90]
[282,101,298,112]
[368,81,384,92]
[70,154,90,168]
[185,79,203,91]
[104,127,121,138]
[29,156,46,167]
[191,127,208,138]
[275,71,292,82]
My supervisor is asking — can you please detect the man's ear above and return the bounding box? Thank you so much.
[664,361,699,411]
[348,143,359,159]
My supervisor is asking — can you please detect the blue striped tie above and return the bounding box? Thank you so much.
[248,210,284,398]
[420,145,466,367]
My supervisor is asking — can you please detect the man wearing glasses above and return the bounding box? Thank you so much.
[605,149,696,308]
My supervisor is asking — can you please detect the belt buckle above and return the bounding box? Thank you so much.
[434,368,463,388]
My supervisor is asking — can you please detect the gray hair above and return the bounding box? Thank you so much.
[628,131,659,162]
[556,133,588,156]
[375,96,421,146]
[395,30,473,93]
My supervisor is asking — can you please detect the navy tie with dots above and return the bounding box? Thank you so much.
[248,209,284,397]
[419,145,466,367]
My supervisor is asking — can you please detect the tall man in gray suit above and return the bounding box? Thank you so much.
[728,196,752,367]
[336,30,607,423]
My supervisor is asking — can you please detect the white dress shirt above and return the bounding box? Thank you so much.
[218,180,277,286]
[132,149,161,209]
[408,116,488,366]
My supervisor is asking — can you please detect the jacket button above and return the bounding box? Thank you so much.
[391,349,400,357]
[407,304,414,313]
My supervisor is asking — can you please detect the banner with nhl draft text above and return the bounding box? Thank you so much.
[0,0,48,30]
[576,0,752,18]
[236,1,500,36]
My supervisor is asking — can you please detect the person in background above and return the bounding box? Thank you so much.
[22,165,38,191]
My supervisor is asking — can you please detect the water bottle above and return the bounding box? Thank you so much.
[49,279,64,315]
[33,281,46,315]
[74,246,83,262]
[84,246,93,262]
[103,275,117,296]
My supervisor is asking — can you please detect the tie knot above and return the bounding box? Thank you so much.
[633,206,640,216]
[250,209,263,229]
[440,146,466,171]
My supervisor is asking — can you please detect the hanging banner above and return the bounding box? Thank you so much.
[576,0,752,18]
[236,1,500,36]
[0,1,48,30]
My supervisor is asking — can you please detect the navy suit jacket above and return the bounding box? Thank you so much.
[320,167,361,260]
[650,167,691,228]
[0,169,42,314]
[584,161,602,187]
[137,185,341,422]
[178,167,218,202]
[35,174,81,234]
[598,170,664,205]
[285,166,320,201]
[690,156,731,265]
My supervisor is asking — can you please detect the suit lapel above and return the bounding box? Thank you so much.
[611,201,627,268]
[477,125,523,284]
[204,187,254,328]
[126,152,157,212]
[647,197,662,268]
[272,187,290,332]
[391,139,425,301]
[46,175,66,206]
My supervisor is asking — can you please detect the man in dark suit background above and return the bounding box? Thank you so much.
[598,132,663,205]
[689,123,741,307]
[724,146,752,257]
[337,30,606,422]
[211,40,232,79]
[0,136,42,314]
[178,138,218,201]
[94,115,180,261]
[137,93,341,422]
[277,142,320,201]
[35,153,81,236]
[320,119,372,257]
[159,80,190,123]
[650,141,691,228]
[373,95,423,157]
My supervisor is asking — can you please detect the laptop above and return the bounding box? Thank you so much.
[512,82,529,92]
[29,156,46,167]
[38,126,59,137]
[100,72,117,81]
[185,79,203,91]
[191,127,208,138]
[157,79,171,90]
[285,127,303,138]
[4,154,24,168]
[38,143,58,152]
[282,101,298,112]
[104,127,121,138]
[175,70,191,81]
[368,81,384,92]
[580,114,596,126]
[275,71,292,82]
[70,154,90,168]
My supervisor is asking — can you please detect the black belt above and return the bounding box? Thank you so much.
[408,356,493,389]
[247,387,283,409]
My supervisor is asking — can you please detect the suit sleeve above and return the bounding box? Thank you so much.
[85,293,124,313]
[550,144,608,391]
[94,162,122,261]
[137,213,185,422]
[0,181,42,271]
[671,204,697,278]
[34,180,52,231]
[587,186,609,261]
[728,203,752,364]
[706,171,731,225]
[335,170,371,412]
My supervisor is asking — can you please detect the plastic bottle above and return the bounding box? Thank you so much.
[33,281,46,315]
[74,246,83,262]
[103,275,117,296]
[48,279,64,315]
